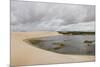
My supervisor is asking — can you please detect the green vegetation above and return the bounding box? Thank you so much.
[29,39,42,44]
[53,47,61,50]
[58,31,95,35]
[53,42,65,50]
[83,40,95,46]
[84,40,94,43]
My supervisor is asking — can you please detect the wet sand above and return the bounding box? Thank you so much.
[11,32,95,66]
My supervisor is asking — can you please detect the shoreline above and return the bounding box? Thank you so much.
[11,32,95,66]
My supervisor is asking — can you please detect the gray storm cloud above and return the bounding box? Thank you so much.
[11,1,95,32]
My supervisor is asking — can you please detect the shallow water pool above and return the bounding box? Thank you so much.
[24,35,95,55]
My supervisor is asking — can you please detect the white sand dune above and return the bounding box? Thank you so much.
[11,32,95,66]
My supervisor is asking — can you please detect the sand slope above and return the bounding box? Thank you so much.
[11,32,95,66]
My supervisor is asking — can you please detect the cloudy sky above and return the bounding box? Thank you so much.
[11,0,95,32]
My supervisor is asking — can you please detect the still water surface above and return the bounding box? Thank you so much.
[25,35,95,55]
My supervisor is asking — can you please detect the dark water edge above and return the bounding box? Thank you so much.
[24,34,95,56]
[58,31,95,35]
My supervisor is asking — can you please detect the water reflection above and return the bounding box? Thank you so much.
[25,35,95,55]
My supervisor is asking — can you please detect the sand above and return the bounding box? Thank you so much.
[11,32,95,66]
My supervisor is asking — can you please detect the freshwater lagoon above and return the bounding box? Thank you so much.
[25,34,95,55]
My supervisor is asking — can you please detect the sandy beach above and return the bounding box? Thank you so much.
[11,32,95,66]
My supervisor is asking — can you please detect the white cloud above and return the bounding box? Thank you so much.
[57,21,95,32]
[11,1,95,32]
